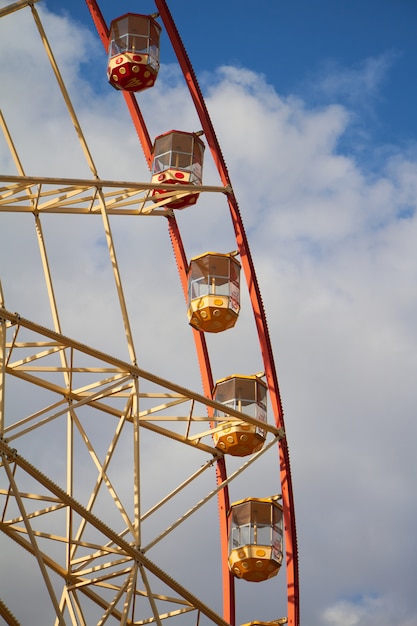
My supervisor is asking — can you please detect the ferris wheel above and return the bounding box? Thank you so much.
[0,1,299,625]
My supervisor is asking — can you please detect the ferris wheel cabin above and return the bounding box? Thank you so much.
[107,13,161,92]
[151,130,205,209]
[187,252,241,332]
[228,496,284,582]
[213,374,267,456]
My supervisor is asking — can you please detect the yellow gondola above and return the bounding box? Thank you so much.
[213,374,267,456]
[228,496,284,582]
[188,252,240,332]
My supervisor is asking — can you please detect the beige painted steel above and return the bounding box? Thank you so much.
[1,308,282,440]
[0,438,231,626]
[0,174,229,215]
[0,308,284,623]
[0,4,283,624]
[0,0,39,18]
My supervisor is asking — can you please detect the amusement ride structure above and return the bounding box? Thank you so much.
[0,1,299,625]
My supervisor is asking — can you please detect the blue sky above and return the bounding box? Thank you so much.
[1,2,417,626]
[45,0,417,149]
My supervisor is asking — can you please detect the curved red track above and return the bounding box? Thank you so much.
[84,2,299,624]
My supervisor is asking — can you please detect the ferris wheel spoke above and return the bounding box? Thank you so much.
[0,113,70,381]
[30,4,98,179]
[0,436,232,625]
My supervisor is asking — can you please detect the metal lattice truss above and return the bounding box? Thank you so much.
[0,174,230,217]
[0,307,283,625]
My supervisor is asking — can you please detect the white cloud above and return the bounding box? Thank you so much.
[322,595,417,626]
[1,3,417,626]
[313,52,399,106]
